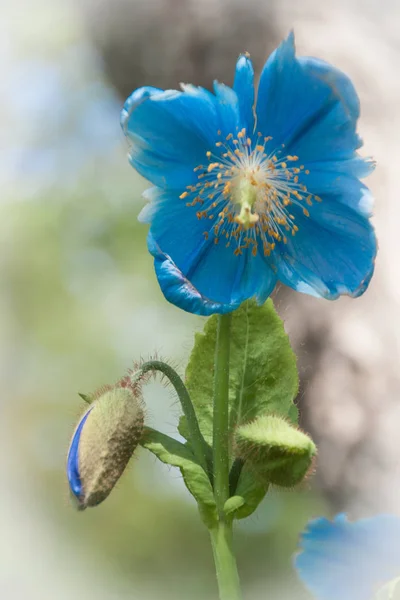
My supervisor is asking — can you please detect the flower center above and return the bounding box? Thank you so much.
[180,128,321,257]
[234,177,259,228]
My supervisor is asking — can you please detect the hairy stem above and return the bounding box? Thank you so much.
[131,360,210,477]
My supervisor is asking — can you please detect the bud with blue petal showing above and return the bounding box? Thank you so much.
[235,415,316,487]
[67,385,144,510]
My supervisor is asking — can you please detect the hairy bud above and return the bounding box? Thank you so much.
[67,386,144,509]
[235,415,316,487]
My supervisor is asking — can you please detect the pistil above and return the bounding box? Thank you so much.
[180,129,318,257]
[234,178,259,229]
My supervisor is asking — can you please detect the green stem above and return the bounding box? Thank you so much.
[131,360,210,477]
[211,314,242,600]
[213,313,232,514]
[210,522,242,600]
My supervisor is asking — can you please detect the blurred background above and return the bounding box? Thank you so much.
[2,0,400,598]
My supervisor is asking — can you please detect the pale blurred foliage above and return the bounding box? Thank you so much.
[1,0,399,598]
[273,0,400,517]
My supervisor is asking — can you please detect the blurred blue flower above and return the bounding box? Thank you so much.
[121,32,377,316]
[295,513,400,600]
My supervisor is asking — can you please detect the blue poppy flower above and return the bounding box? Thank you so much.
[295,514,400,600]
[121,32,377,316]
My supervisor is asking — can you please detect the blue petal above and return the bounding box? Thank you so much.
[144,187,214,276]
[120,85,161,132]
[256,32,361,162]
[295,514,400,600]
[240,247,278,306]
[304,155,375,180]
[138,187,161,224]
[213,81,241,138]
[186,238,277,308]
[233,54,255,135]
[128,137,198,190]
[146,186,277,315]
[121,85,220,189]
[148,234,241,316]
[301,167,374,217]
[271,199,376,299]
[66,409,92,500]
[145,186,277,312]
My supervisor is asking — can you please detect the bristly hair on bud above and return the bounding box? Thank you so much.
[234,414,317,488]
[67,385,145,510]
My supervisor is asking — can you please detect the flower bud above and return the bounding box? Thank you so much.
[234,415,316,487]
[67,386,144,509]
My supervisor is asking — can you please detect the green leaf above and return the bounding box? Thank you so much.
[141,427,218,528]
[234,465,269,519]
[288,401,299,425]
[179,299,298,445]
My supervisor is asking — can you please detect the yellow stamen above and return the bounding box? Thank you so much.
[185,129,317,258]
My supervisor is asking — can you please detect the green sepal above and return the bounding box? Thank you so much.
[78,392,92,404]
[141,428,218,528]
[235,415,316,487]
[179,299,299,444]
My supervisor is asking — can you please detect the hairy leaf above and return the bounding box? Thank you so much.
[234,464,269,520]
[141,427,217,528]
[179,299,299,445]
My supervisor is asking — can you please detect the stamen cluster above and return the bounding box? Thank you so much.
[180,128,321,257]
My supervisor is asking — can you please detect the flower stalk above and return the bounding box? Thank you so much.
[210,522,242,600]
[211,313,242,600]
[213,314,232,515]
[130,360,211,477]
